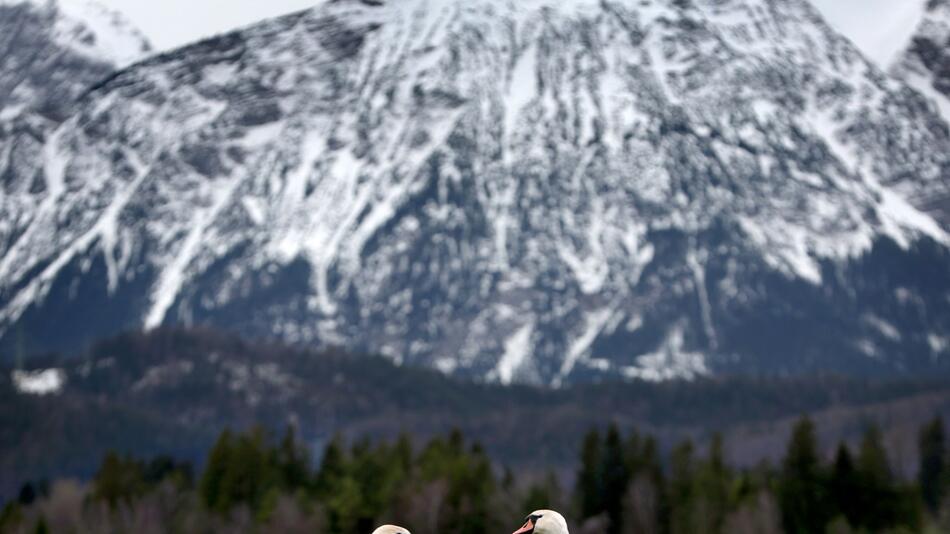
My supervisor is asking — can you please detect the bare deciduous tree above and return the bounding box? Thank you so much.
[621,475,659,534]
[722,492,783,534]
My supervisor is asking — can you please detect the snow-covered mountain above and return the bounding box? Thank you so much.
[893,0,950,123]
[0,0,150,329]
[0,0,150,116]
[1,0,948,385]
[890,0,950,229]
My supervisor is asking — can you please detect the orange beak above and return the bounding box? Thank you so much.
[513,518,535,534]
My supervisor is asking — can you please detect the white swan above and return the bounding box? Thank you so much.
[512,509,569,534]
[372,526,411,534]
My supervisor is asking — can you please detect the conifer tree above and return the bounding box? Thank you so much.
[327,476,363,534]
[668,439,698,534]
[855,424,893,531]
[93,451,145,507]
[276,426,310,492]
[17,483,36,506]
[577,429,604,520]
[456,443,497,534]
[695,434,730,533]
[779,417,829,534]
[448,428,464,456]
[394,433,414,476]
[143,455,193,489]
[829,442,859,526]
[602,424,629,534]
[218,428,276,512]
[351,440,402,530]
[201,429,234,512]
[919,417,947,513]
[315,435,347,498]
[857,425,892,490]
[854,424,922,531]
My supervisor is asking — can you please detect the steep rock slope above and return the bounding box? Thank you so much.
[1,0,948,384]
[892,0,950,226]
[0,0,150,281]
[894,0,950,120]
[0,0,149,118]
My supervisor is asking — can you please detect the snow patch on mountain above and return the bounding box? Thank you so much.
[891,0,950,125]
[53,0,152,66]
[557,309,615,386]
[622,326,709,382]
[144,176,240,329]
[12,368,66,395]
[493,322,534,385]
[0,0,151,67]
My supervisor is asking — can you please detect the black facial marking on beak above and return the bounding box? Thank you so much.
[516,513,543,534]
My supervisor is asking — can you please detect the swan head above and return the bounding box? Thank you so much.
[371,526,411,534]
[513,510,569,534]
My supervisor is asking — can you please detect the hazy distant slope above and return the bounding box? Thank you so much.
[2,328,949,498]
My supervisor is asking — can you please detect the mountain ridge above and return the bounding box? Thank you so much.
[0,0,948,384]
[892,0,950,125]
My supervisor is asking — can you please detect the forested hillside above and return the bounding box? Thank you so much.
[3,419,950,533]
[3,328,950,502]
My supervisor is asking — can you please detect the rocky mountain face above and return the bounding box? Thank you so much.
[0,0,149,118]
[0,0,150,321]
[891,0,950,226]
[893,0,950,118]
[0,0,948,385]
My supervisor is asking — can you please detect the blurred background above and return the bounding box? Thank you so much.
[1,0,949,532]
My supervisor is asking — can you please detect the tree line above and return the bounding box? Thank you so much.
[2,417,949,533]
